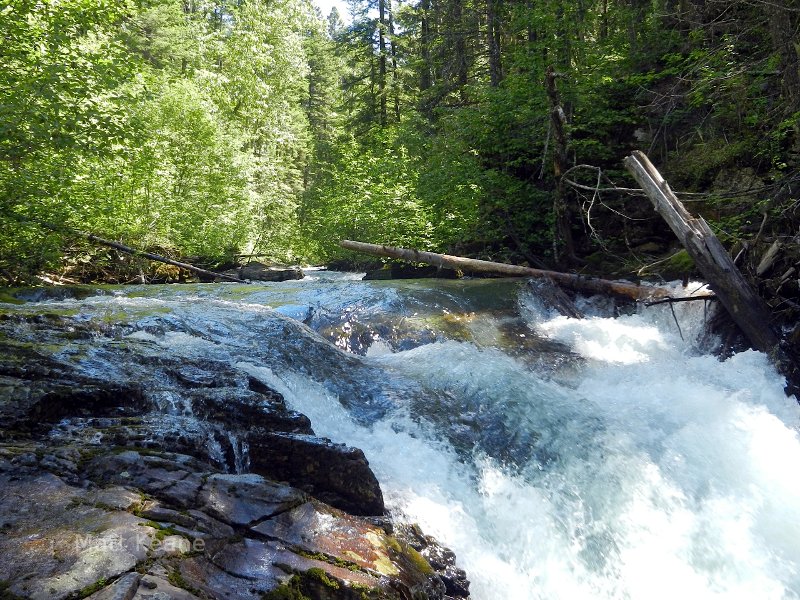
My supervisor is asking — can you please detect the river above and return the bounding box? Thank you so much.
[5,270,800,599]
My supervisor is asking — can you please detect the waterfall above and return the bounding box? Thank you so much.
[233,277,800,600]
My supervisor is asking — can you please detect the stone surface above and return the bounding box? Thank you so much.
[248,431,385,516]
[0,451,458,600]
[0,472,155,600]
[198,472,306,526]
[0,308,468,600]
[86,572,142,600]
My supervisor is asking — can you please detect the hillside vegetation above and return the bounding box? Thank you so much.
[1,0,798,287]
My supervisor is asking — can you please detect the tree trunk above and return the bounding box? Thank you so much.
[545,65,576,265]
[378,0,388,125]
[388,0,401,121]
[768,3,800,112]
[419,0,433,92]
[340,239,671,301]
[453,0,469,101]
[487,0,503,86]
[600,0,608,41]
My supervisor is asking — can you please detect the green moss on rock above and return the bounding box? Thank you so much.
[263,576,311,600]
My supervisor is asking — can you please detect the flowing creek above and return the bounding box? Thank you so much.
[3,270,800,599]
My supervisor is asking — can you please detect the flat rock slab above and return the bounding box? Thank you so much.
[0,451,464,600]
[0,472,154,600]
[198,472,306,526]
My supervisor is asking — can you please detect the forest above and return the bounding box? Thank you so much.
[1,0,798,288]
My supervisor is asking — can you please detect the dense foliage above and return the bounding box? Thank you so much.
[0,0,798,283]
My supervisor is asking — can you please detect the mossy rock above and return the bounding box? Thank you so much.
[660,249,696,280]
[0,291,25,305]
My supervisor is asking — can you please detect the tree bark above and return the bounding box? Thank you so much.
[419,0,433,93]
[768,3,800,112]
[388,0,401,121]
[340,239,670,301]
[378,0,388,125]
[452,0,469,101]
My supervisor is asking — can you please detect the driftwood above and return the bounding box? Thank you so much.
[624,151,780,352]
[339,240,669,301]
[625,151,800,396]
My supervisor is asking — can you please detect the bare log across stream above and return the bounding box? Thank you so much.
[339,239,670,301]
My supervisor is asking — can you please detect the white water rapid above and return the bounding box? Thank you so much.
[236,276,800,600]
[7,272,800,599]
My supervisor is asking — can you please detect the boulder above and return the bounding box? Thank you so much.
[0,452,459,600]
[247,431,385,516]
[228,262,304,282]
[0,310,468,600]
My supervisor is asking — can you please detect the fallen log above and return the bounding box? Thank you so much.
[624,150,799,396]
[339,239,669,301]
[82,232,248,284]
[624,151,779,351]
[7,212,247,284]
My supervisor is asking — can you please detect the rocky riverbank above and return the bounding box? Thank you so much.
[0,309,469,600]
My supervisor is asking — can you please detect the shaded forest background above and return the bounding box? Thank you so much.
[1,0,799,285]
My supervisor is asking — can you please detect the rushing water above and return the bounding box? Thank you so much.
[5,270,800,599]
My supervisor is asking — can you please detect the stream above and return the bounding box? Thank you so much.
[4,270,800,600]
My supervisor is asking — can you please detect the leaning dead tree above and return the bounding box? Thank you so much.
[81,232,247,284]
[7,212,247,284]
[624,150,799,395]
[340,239,671,301]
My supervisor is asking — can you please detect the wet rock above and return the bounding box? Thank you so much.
[130,573,199,600]
[137,503,198,529]
[0,472,155,600]
[86,487,143,512]
[0,448,460,600]
[248,431,385,516]
[84,450,207,507]
[198,473,306,526]
[0,454,454,599]
[0,373,148,434]
[397,524,471,599]
[0,309,468,600]
[85,572,141,600]
[171,365,219,388]
[188,386,313,436]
